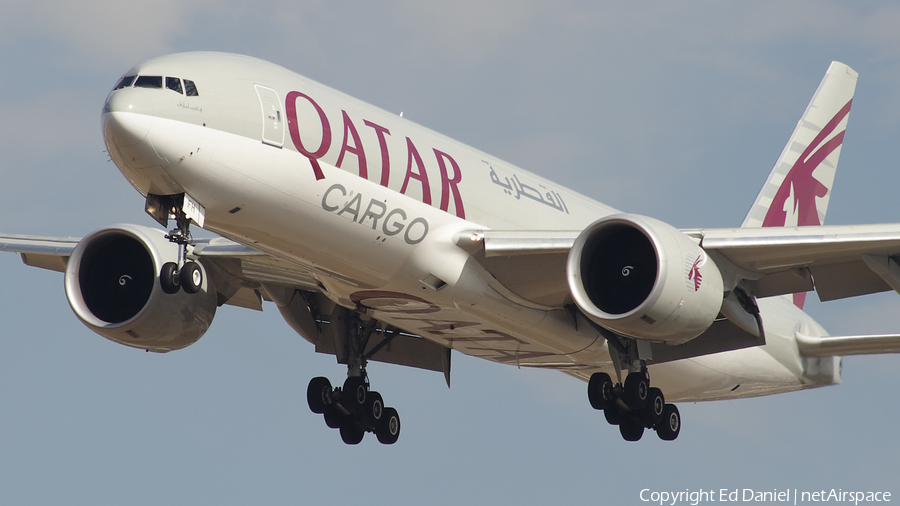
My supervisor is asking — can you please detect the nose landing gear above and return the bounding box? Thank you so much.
[156,196,203,295]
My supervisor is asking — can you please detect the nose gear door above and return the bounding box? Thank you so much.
[255,84,284,148]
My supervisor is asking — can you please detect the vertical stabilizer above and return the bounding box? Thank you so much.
[742,62,858,229]
[741,62,857,307]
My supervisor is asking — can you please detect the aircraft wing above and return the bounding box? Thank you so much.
[690,223,900,301]
[0,231,449,373]
[0,232,312,308]
[460,223,900,308]
[0,234,81,272]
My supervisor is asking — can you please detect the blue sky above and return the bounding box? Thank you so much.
[2,2,900,504]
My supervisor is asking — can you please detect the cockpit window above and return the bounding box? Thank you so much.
[184,79,199,97]
[114,75,136,90]
[134,76,163,89]
[166,77,183,94]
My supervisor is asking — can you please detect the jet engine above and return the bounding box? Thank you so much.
[567,214,723,345]
[64,224,217,352]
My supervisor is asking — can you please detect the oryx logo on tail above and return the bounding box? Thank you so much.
[740,62,858,308]
[763,100,852,228]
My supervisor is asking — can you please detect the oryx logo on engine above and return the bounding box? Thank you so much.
[688,255,703,292]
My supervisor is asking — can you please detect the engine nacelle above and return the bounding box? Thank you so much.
[64,224,217,352]
[567,214,723,345]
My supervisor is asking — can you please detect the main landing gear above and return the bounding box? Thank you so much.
[307,312,401,445]
[587,369,681,441]
[158,202,203,295]
[307,374,401,445]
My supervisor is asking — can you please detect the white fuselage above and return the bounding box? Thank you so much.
[102,52,840,402]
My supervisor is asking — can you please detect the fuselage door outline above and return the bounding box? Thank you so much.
[254,84,284,148]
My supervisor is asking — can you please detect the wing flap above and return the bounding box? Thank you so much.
[20,253,69,272]
[697,223,900,300]
[796,333,900,357]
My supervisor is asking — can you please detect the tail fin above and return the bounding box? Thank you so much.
[742,62,858,229]
[741,62,858,308]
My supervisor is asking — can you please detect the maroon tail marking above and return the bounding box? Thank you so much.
[762,99,852,309]
[762,100,852,228]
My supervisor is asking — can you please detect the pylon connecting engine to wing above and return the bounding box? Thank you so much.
[567,214,724,345]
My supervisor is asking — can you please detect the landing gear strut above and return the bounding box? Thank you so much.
[307,312,401,445]
[585,324,682,441]
[157,197,203,295]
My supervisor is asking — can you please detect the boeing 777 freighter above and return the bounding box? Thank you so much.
[3,53,899,444]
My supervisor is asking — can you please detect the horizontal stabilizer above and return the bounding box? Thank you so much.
[796,333,900,357]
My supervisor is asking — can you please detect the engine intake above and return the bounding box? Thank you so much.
[64,224,217,352]
[567,214,724,345]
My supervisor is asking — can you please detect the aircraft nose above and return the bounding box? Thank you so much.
[102,89,153,147]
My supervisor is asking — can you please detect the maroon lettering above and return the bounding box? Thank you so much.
[399,137,431,205]
[285,91,331,180]
[335,110,367,179]
[434,149,465,219]
[364,120,391,187]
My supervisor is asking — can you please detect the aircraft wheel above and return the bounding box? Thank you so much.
[604,404,624,426]
[323,407,347,429]
[362,391,384,429]
[160,262,180,294]
[307,376,333,414]
[340,422,365,445]
[180,261,203,294]
[619,418,644,441]
[641,388,665,427]
[375,407,400,445]
[624,372,649,410]
[656,404,681,441]
[342,376,367,414]
[587,372,615,410]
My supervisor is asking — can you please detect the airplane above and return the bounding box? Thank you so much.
[3,52,900,444]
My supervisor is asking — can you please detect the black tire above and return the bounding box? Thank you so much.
[641,387,665,427]
[624,372,649,411]
[657,404,681,441]
[339,422,365,445]
[323,407,347,429]
[342,376,367,414]
[604,404,624,426]
[362,391,384,429]
[587,372,615,410]
[619,418,644,441]
[307,376,332,414]
[180,261,203,294]
[375,407,400,445]
[160,262,180,294]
